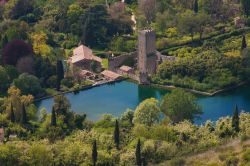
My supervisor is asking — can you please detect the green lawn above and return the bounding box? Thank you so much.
[102,58,109,69]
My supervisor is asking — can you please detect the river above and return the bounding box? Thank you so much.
[36,81,250,124]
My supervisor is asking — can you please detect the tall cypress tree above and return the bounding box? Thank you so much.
[142,157,147,166]
[92,140,98,166]
[242,35,247,50]
[51,106,57,126]
[194,0,199,13]
[56,60,64,91]
[136,139,142,166]
[21,104,27,124]
[232,105,240,132]
[10,103,15,123]
[114,119,120,150]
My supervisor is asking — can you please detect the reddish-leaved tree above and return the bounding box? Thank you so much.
[2,39,33,66]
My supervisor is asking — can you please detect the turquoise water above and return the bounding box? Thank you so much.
[36,81,250,124]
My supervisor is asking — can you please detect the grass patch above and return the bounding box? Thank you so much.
[45,88,59,96]
[102,58,109,69]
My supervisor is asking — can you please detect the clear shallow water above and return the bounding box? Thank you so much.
[36,81,250,124]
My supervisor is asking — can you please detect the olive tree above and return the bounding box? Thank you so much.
[161,89,202,123]
[133,98,160,126]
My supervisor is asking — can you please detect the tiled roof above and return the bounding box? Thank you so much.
[101,70,122,80]
[71,45,102,63]
[120,65,133,72]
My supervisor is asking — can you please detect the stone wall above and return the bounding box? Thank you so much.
[116,69,139,82]
[108,51,137,71]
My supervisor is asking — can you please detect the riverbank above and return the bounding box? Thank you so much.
[36,80,250,123]
[34,78,126,102]
[150,80,250,97]
[35,78,250,102]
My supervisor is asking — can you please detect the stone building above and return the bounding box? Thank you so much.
[138,30,159,84]
[107,29,166,84]
[101,70,122,81]
[68,45,102,74]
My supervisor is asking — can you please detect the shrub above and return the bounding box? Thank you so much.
[142,140,156,161]
[156,142,177,161]
[120,150,136,166]
[169,158,185,166]
[242,149,250,163]
[47,75,57,88]
[61,77,74,88]
[225,156,239,166]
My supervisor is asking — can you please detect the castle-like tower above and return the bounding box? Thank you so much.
[138,30,157,84]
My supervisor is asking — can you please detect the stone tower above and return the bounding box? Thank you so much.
[138,30,157,84]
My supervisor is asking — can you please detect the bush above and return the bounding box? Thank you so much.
[156,142,177,161]
[225,156,239,166]
[0,66,11,94]
[46,75,57,88]
[61,77,74,88]
[242,149,250,163]
[120,150,136,166]
[169,158,185,166]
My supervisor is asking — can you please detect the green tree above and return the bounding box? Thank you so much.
[30,32,51,57]
[0,66,10,94]
[53,95,71,123]
[136,139,142,166]
[194,0,198,13]
[133,98,160,126]
[178,11,210,40]
[178,11,197,41]
[26,144,53,166]
[92,140,98,166]
[56,60,64,91]
[10,103,15,123]
[74,114,86,129]
[51,106,57,126]
[52,94,76,131]
[161,89,202,123]
[0,144,21,165]
[201,0,223,16]
[241,0,250,17]
[114,119,120,150]
[121,109,134,126]
[4,0,34,19]
[4,65,19,82]
[47,126,63,143]
[242,35,247,50]
[13,73,43,96]
[196,12,211,40]
[232,105,240,132]
[21,103,27,125]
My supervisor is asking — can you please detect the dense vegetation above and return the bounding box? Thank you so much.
[0,0,135,97]
[0,0,250,165]
[0,86,250,165]
[0,0,250,95]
